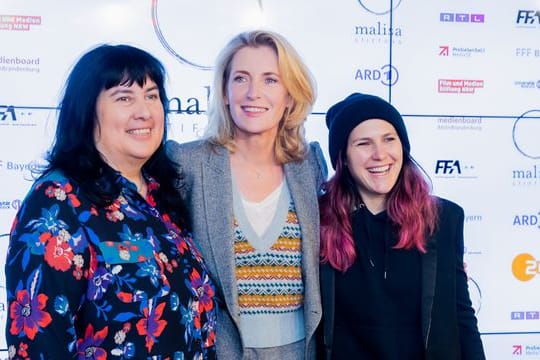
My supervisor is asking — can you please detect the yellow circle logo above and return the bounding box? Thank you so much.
[512,253,538,281]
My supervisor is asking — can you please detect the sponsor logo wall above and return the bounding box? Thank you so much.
[1,0,539,357]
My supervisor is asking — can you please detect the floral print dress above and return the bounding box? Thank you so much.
[5,170,217,359]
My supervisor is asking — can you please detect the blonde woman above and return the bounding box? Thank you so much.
[168,30,327,359]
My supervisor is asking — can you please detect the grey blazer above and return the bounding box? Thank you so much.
[167,139,328,359]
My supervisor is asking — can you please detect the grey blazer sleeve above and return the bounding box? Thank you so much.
[307,141,329,192]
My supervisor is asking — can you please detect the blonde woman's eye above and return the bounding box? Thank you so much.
[265,78,278,85]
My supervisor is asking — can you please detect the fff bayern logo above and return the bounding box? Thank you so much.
[152,0,266,70]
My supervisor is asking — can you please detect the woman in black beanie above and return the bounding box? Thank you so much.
[318,93,485,359]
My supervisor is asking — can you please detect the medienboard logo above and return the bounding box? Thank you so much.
[440,13,485,23]
[438,79,484,94]
[0,55,40,74]
[436,117,483,132]
[354,64,399,86]
[357,0,402,15]
[0,14,41,31]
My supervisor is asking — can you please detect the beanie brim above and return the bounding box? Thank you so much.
[326,93,410,169]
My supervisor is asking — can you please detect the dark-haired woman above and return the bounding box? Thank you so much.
[5,44,217,359]
[318,93,485,359]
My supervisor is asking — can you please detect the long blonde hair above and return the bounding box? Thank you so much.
[204,30,316,164]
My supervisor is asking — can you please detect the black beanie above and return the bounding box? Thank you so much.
[325,92,410,169]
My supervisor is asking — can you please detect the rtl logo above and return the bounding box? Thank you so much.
[440,13,485,23]
[435,160,461,175]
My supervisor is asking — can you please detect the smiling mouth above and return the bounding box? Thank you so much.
[242,106,267,113]
[368,165,391,174]
[127,128,151,135]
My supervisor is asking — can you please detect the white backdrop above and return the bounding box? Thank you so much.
[1,0,540,358]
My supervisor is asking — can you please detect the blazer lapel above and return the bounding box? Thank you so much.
[284,159,322,338]
[201,147,241,324]
[421,236,438,349]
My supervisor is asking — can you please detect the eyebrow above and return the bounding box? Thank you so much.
[350,131,397,141]
[108,84,159,97]
[232,70,280,77]
[108,88,133,97]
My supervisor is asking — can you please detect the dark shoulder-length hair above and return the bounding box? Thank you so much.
[319,152,439,272]
[44,43,189,229]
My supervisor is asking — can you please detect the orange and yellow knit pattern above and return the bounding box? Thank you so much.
[234,202,304,315]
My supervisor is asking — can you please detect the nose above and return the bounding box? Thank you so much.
[246,81,261,100]
[372,143,387,160]
[134,97,151,120]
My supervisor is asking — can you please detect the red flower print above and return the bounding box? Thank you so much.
[176,239,189,255]
[9,290,52,340]
[205,331,216,348]
[189,269,215,313]
[136,302,167,352]
[39,232,52,245]
[76,324,108,360]
[44,236,74,271]
[68,193,81,208]
[44,185,57,198]
[17,342,29,357]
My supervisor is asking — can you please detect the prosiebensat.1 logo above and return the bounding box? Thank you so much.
[512,253,540,281]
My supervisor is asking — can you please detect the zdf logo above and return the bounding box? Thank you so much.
[512,253,540,281]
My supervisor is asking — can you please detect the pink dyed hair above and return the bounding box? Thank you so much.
[319,153,439,272]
